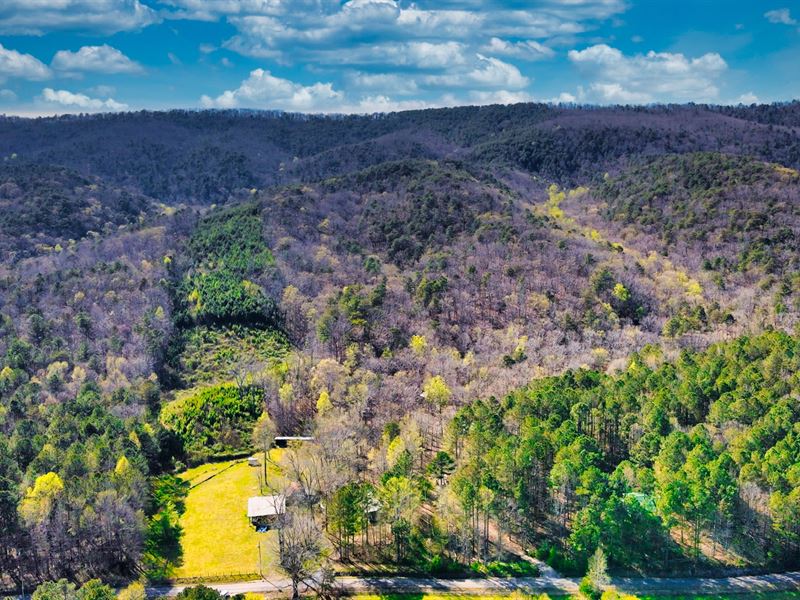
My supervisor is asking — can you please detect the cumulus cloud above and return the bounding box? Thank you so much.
[736,91,760,104]
[481,37,555,61]
[0,89,17,102]
[213,0,623,65]
[40,87,129,112]
[162,0,289,20]
[0,0,158,35]
[201,65,535,115]
[52,45,143,74]
[468,89,533,105]
[0,44,51,84]
[200,68,343,111]
[550,91,578,104]
[568,44,728,104]
[231,36,467,70]
[467,54,529,88]
[764,8,796,25]
[348,72,419,95]
[425,54,529,89]
[87,84,116,97]
[348,94,435,113]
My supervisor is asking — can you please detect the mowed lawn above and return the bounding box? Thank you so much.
[174,452,283,580]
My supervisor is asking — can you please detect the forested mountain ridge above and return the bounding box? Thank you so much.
[1,102,799,201]
[1,102,800,589]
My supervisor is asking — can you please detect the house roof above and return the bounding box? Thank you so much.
[247,495,286,518]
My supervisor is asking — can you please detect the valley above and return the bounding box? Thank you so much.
[1,103,800,599]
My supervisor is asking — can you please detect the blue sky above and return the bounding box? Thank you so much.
[0,1,798,115]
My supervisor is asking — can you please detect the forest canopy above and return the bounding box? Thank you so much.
[1,103,799,591]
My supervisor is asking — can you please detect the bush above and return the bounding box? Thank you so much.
[426,553,462,575]
[580,575,601,599]
[471,560,540,578]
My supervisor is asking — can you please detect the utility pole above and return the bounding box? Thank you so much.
[258,540,264,579]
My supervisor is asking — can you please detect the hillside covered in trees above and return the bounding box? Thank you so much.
[1,102,800,590]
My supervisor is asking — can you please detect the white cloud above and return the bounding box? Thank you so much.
[163,0,288,19]
[0,44,51,84]
[348,72,419,95]
[764,9,796,25]
[40,88,129,112]
[347,94,434,113]
[468,54,529,88]
[200,67,535,115]
[0,89,17,102]
[52,45,143,74]
[588,82,650,104]
[551,91,577,103]
[736,91,760,104]
[481,37,555,61]
[425,54,529,90]
[0,0,158,35]
[537,0,628,21]
[568,44,728,104]
[214,1,625,65]
[234,39,467,69]
[87,84,116,97]
[403,41,467,69]
[468,89,533,105]
[395,8,484,37]
[200,68,344,111]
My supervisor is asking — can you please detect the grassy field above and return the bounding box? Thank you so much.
[174,452,283,580]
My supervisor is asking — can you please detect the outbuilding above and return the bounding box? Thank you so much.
[273,436,315,448]
[247,494,286,530]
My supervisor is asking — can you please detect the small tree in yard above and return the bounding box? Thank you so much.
[278,509,334,600]
[32,580,78,600]
[580,547,610,599]
[117,582,147,600]
[252,412,276,491]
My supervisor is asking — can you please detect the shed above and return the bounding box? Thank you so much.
[247,494,286,529]
[274,436,315,448]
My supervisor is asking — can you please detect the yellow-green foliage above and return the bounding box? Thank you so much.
[423,375,452,409]
[410,334,428,355]
[316,389,332,414]
[117,582,146,600]
[547,184,567,220]
[19,472,64,525]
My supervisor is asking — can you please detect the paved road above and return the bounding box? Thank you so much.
[148,570,800,597]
